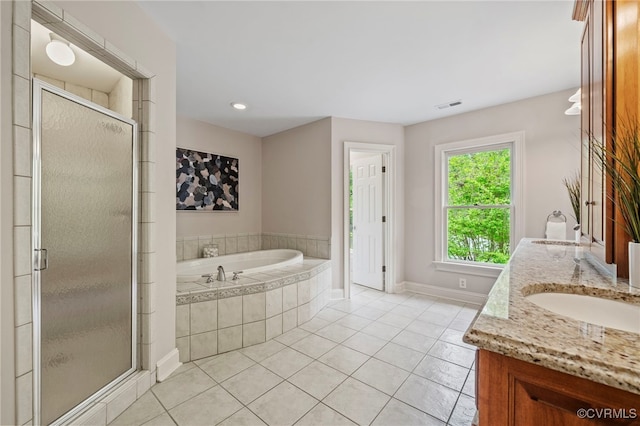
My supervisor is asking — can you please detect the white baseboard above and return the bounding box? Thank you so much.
[331,288,345,299]
[403,281,487,306]
[391,281,405,293]
[156,348,181,382]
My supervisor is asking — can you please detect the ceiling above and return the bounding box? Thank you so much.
[31,20,123,93]
[137,1,583,137]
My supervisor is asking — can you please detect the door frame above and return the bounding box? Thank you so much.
[32,79,138,426]
[343,142,396,299]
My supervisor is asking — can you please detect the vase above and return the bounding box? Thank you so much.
[574,224,581,244]
[630,242,640,287]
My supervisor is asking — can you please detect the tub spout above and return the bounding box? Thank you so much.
[216,265,226,281]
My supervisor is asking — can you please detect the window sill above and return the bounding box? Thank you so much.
[433,261,503,278]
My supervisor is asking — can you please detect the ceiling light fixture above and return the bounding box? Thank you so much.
[231,102,247,110]
[46,33,75,66]
[568,88,581,103]
[565,102,581,115]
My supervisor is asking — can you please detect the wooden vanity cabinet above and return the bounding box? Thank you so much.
[476,349,640,426]
[574,0,640,278]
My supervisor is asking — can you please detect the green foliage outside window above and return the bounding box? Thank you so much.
[447,148,511,264]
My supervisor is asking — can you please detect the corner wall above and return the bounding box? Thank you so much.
[261,118,332,237]
[176,115,262,238]
[404,89,581,295]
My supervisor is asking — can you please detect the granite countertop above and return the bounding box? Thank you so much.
[463,238,640,395]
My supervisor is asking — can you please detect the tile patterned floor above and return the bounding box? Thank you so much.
[111,286,479,426]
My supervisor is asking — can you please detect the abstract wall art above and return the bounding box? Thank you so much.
[176,148,239,211]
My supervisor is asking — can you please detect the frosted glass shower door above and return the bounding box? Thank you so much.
[33,80,137,425]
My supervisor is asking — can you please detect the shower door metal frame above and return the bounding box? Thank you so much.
[31,79,139,426]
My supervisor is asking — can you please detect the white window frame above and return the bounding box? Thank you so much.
[434,131,525,277]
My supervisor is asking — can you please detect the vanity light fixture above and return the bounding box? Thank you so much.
[46,33,75,66]
[231,102,247,110]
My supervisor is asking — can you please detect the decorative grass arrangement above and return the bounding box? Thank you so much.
[590,123,640,243]
[562,171,581,224]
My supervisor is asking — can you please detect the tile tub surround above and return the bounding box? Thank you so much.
[463,238,640,395]
[176,233,331,261]
[176,258,332,362]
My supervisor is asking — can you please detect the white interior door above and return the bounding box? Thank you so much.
[352,154,384,290]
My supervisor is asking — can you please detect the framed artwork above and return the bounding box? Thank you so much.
[176,148,239,211]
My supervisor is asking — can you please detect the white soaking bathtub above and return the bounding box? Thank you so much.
[177,249,303,282]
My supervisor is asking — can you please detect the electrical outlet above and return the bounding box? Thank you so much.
[459,278,467,289]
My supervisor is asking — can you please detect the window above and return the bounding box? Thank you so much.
[434,132,524,274]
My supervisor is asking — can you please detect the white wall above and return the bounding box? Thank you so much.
[109,75,133,118]
[262,118,332,237]
[331,117,405,290]
[176,115,262,238]
[404,89,581,295]
[57,0,178,372]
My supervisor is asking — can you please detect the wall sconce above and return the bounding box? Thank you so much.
[46,33,75,66]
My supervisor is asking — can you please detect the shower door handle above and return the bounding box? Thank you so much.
[34,248,48,271]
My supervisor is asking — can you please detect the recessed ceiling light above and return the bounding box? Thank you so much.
[46,33,75,66]
[231,102,247,110]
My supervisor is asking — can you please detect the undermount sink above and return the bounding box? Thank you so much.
[526,292,640,333]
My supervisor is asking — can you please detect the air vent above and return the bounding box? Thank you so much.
[435,99,463,110]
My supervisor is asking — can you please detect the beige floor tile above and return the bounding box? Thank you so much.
[341,332,387,356]
[367,300,398,312]
[299,317,331,332]
[335,314,372,331]
[169,385,242,425]
[261,347,313,378]
[324,378,390,425]
[197,351,255,382]
[217,408,267,426]
[315,323,358,343]
[352,358,410,395]
[352,306,386,321]
[291,334,337,359]
[390,304,426,319]
[141,412,176,426]
[395,374,459,422]
[240,340,286,362]
[405,319,446,339]
[318,345,370,375]
[372,398,445,426]
[110,391,165,426]
[418,311,456,327]
[296,403,357,426]
[374,342,425,372]
[151,367,216,410]
[413,355,469,391]
[401,295,438,309]
[448,394,477,426]
[392,330,437,353]
[329,299,365,313]
[220,364,283,404]
[314,308,347,323]
[439,328,477,350]
[288,361,348,400]
[462,371,476,397]
[274,328,310,346]
[377,312,414,329]
[428,341,475,368]
[248,382,318,426]
[360,321,402,341]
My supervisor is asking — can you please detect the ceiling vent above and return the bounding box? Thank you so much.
[435,100,462,110]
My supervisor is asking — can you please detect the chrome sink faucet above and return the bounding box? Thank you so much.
[216,265,226,282]
[201,274,214,283]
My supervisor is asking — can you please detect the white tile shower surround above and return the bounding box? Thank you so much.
[110,286,479,426]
